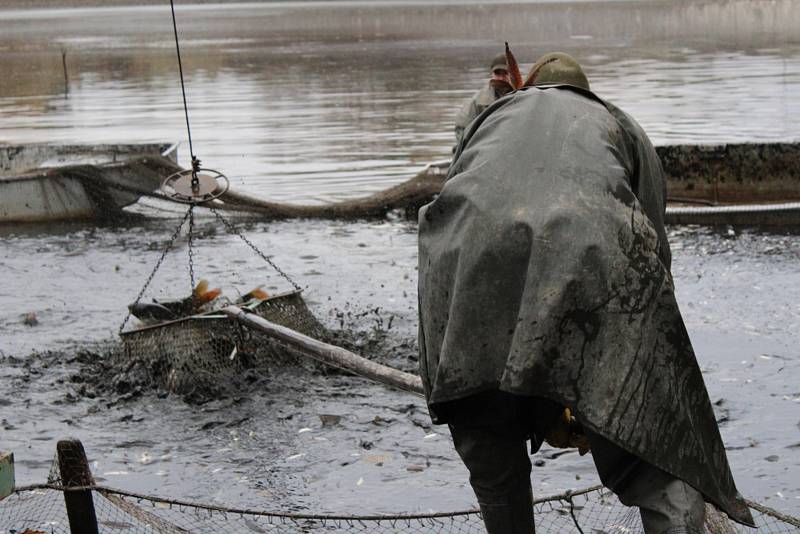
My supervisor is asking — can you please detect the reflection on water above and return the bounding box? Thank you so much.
[0,1,799,202]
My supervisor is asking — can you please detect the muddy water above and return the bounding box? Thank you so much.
[1,0,800,519]
[2,219,799,515]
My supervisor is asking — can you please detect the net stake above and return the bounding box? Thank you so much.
[57,439,99,534]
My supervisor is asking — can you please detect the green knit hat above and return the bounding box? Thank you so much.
[525,52,590,91]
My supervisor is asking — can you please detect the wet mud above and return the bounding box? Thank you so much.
[64,311,415,407]
[1,218,799,515]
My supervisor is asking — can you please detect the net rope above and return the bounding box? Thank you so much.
[3,479,798,533]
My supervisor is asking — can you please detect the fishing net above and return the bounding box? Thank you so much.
[2,441,798,533]
[118,290,328,397]
[3,478,798,533]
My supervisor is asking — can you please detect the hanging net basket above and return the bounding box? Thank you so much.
[119,290,328,397]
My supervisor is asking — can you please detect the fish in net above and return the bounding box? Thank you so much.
[119,287,330,399]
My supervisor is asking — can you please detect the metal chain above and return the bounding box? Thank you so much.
[118,207,193,334]
[209,207,302,291]
[187,205,196,291]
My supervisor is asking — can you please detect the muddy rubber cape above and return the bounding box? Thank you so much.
[418,85,754,526]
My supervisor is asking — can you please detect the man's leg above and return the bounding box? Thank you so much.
[587,430,706,534]
[449,422,535,534]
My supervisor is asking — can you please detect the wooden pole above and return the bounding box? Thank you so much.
[61,49,69,97]
[222,306,425,396]
[56,439,99,534]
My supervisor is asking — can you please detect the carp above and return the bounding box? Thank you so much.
[128,279,221,323]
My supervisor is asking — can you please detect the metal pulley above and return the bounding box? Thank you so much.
[162,157,230,204]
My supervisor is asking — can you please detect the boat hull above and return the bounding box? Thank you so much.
[658,142,800,205]
[665,202,800,226]
[0,143,178,223]
[422,142,800,226]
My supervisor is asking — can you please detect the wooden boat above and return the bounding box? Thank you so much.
[12,140,788,226]
[658,142,800,225]
[0,142,179,223]
[418,142,800,226]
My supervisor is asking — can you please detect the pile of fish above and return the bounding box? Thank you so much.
[128,280,268,325]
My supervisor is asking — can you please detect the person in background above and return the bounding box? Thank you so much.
[419,50,756,534]
[454,53,511,146]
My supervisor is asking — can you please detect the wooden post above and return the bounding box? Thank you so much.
[57,439,99,534]
[61,49,69,96]
[222,306,425,396]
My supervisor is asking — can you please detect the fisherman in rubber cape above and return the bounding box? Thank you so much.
[454,53,513,146]
[418,50,755,533]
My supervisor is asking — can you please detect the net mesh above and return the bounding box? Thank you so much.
[118,291,329,399]
[3,481,798,533]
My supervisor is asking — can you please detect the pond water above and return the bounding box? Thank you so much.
[1,0,799,203]
[1,0,799,520]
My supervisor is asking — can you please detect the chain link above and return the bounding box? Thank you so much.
[209,207,302,291]
[188,205,196,292]
[118,207,193,334]
[119,206,302,334]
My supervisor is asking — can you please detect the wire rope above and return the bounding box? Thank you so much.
[168,0,198,171]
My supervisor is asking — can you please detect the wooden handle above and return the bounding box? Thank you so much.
[222,306,424,396]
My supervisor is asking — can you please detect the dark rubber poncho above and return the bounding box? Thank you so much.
[418,85,754,526]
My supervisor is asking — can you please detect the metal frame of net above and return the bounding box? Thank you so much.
[118,290,328,396]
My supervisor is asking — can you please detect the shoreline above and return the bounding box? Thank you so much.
[0,0,296,8]
[0,0,689,9]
